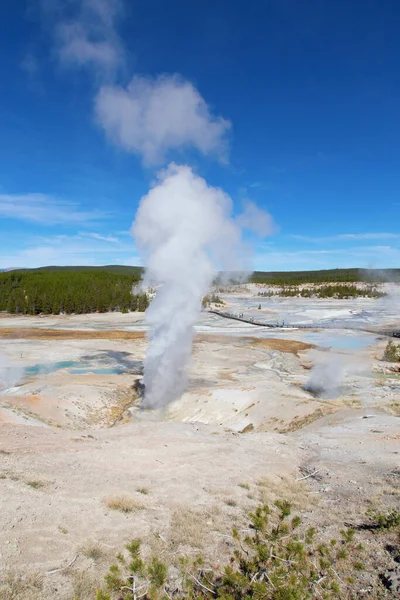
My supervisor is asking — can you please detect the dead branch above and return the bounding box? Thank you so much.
[296,468,321,481]
[46,554,78,575]
[189,573,216,595]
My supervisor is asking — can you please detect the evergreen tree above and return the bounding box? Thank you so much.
[0,269,148,316]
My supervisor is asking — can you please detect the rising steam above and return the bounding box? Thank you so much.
[0,354,22,392]
[132,164,272,409]
[44,2,275,409]
[305,351,348,398]
[305,350,368,399]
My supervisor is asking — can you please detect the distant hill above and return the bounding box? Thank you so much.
[10,265,144,276]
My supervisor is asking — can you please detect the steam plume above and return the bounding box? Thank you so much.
[132,164,273,409]
[305,352,348,398]
[0,355,22,391]
[305,350,367,399]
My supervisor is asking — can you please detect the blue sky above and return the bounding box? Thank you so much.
[0,0,399,271]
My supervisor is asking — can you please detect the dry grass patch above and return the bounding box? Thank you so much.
[58,525,68,534]
[275,406,335,433]
[238,482,250,490]
[341,396,362,409]
[386,401,400,416]
[168,503,242,563]
[136,486,150,495]
[256,475,313,510]
[105,495,144,513]
[0,571,43,600]
[68,569,101,600]
[25,479,46,489]
[81,542,105,562]
[169,507,209,550]
[224,498,237,507]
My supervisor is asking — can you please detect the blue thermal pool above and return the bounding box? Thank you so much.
[24,360,130,377]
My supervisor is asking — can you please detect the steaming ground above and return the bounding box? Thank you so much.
[0,286,399,598]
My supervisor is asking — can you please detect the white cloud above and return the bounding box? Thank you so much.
[0,233,140,269]
[291,232,400,243]
[254,245,400,271]
[237,201,276,238]
[82,232,118,243]
[95,75,231,165]
[48,0,123,76]
[0,194,108,225]
[40,1,231,164]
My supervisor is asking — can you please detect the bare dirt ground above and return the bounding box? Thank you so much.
[0,288,399,598]
[0,421,302,598]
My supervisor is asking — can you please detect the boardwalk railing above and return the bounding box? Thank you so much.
[207,310,400,338]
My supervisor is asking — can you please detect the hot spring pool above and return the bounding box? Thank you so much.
[24,361,127,377]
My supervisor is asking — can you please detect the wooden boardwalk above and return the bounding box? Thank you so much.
[208,310,400,338]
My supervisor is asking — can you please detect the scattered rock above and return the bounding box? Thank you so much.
[239,423,254,434]
[380,566,400,594]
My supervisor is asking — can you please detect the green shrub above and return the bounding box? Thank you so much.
[367,508,400,530]
[96,501,375,599]
[383,340,400,362]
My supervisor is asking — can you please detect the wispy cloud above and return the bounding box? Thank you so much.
[83,232,118,243]
[0,194,108,225]
[290,232,400,243]
[248,181,276,191]
[95,74,231,165]
[0,232,139,269]
[21,52,39,78]
[42,1,231,165]
[255,244,400,271]
[236,201,276,238]
[46,0,124,78]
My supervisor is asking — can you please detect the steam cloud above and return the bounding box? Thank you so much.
[95,75,231,165]
[132,164,273,409]
[0,354,22,392]
[305,352,348,398]
[42,0,276,409]
[305,350,368,399]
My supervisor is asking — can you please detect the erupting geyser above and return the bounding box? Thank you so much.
[132,163,273,409]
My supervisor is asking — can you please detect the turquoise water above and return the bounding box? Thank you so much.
[295,331,377,350]
[253,328,377,350]
[25,360,83,376]
[69,367,125,375]
[25,361,126,377]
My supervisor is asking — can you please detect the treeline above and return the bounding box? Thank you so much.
[258,284,386,299]
[6,265,400,285]
[251,268,400,285]
[0,270,148,315]
[16,264,144,277]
